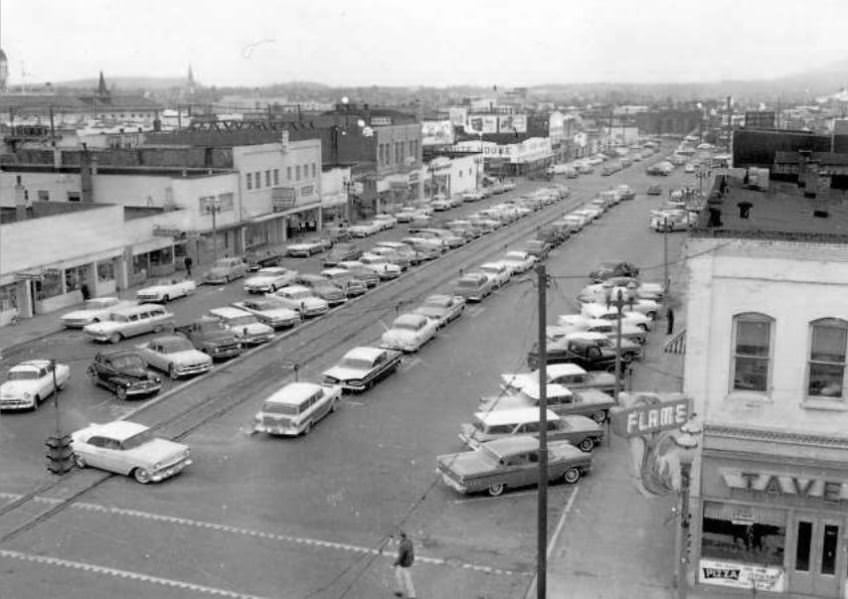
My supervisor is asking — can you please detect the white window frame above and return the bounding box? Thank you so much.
[805,317,848,403]
[729,312,774,396]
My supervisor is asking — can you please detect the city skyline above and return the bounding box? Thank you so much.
[7,0,848,89]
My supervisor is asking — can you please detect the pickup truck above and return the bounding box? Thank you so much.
[527,337,628,373]
[174,318,243,361]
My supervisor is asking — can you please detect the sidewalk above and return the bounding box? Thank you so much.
[532,264,689,598]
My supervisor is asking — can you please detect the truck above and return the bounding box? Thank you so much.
[174,318,243,361]
[527,337,629,373]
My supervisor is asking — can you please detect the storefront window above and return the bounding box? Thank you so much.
[701,502,785,566]
[149,247,173,267]
[97,261,115,282]
[35,270,63,300]
[0,283,18,311]
[732,313,773,392]
[64,265,87,292]
[808,318,847,398]
[132,254,148,275]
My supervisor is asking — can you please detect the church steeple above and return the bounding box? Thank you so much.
[187,65,195,87]
[97,70,109,97]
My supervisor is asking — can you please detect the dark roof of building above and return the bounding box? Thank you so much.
[691,175,848,242]
[774,151,848,166]
[77,94,162,109]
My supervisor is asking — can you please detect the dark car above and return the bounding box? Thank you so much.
[588,260,640,283]
[244,248,284,272]
[323,243,362,267]
[522,239,552,260]
[87,351,163,400]
[174,318,244,360]
[646,184,663,196]
[294,274,348,306]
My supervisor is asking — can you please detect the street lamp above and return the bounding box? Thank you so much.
[606,288,635,401]
[343,178,356,224]
[204,199,222,263]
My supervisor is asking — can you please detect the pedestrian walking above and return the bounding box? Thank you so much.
[184,255,193,277]
[393,531,416,598]
[666,306,675,335]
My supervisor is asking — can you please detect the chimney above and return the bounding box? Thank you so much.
[14,183,28,220]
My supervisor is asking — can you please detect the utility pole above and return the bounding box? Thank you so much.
[664,214,670,295]
[607,288,633,402]
[536,263,548,599]
[206,201,221,263]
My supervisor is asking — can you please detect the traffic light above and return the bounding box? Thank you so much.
[46,434,74,475]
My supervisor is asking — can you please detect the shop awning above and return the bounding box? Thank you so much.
[664,329,687,354]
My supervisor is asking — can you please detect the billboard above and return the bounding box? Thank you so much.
[421,120,455,146]
[467,114,498,134]
[497,114,527,134]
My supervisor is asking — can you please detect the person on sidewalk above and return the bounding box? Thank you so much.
[184,255,193,277]
[393,531,416,598]
[666,306,675,335]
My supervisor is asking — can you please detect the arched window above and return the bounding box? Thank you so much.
[808,318,848,399]
[731,313,774,393]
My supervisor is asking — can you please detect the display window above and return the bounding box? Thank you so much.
[701,501,786,566]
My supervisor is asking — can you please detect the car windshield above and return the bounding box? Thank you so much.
[7,369,38,380]
[159,338,195,353]
[246,301,276,311]
[262,402,299,415]
[229,315,258,326]
[120,429,155,450]
[109,355,146,369]
[339,357,374,370]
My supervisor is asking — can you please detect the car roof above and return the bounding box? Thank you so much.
[520,381,573,399]
[147,335,189,344]
[82,420,149,441]
[344,346,387,361]
[208,306,252,318]
[480,262,505,270]
[112,304,168,315]
[263,382,324,405]
[474,407,559,424]
[459,272,488,282]
[544,363,587,377]
[393,313,427,326]
[482,435,541,453]
[279,284,312,294]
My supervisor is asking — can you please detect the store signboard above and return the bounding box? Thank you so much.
[699,559,785,592]
[720,469,848,502]
[611,396,691,437]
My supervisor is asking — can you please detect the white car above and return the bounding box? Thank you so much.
[206,307,275,346]
[349,221,383,238]
[462,191,484,202]
[413,294,466,328]
[579,303,654,331]
[431,197,452,211]
[380,313,439,352]
[71,420,191,484]
[501,363,616,395]
[394,207,419,223]
[562,213,589,231]
[373,214,398,230]
[254,381,342,436]
[286,238,327,257]
[60,297,135,328]
[355,255,403,280]
[243,267,299,294]
[0,360,70,411]
[267,285,330,318]
[565,317,648,345]
[135,278,196,303]
[135,335,213,379]
[232,298,302,329]
[501,250,538,275]
[478,262,512,288]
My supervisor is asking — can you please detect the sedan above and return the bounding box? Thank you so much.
[500,251,538,275]
[323,243,362,267]
[453,272,495,302]
[500,363,617,396]
[320,269,369,297]
[588,260,640,283]
[60,297,135,329]
[71,420,191,484]
[646,184,663,196]
[413,294,465,328]
[0,359,70,411]
[135,278,196,303]
[322,346,403,392]
[356,255,403,280]
[136,335,213,380]
[478,262,511,288]
[267,285,329,318]
[363,247,412,271]
[232,298,301,329]
[286,238,328,257]
[373,214,398,230]
[437,436,590,497]
[334,261,380,287]
[294,274,348,306]
[380,313,439,353]
[349,221,383,238]
[243,267,299,294]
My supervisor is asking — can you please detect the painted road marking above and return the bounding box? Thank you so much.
[0,549,270,599]
[0,493,527,577]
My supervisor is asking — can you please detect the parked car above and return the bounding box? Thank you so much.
[579,303,653,331]
[206,307,275,346]
[356,255,403,280]
[500,251,538,275]
[363,247,412,270]
[616,184,636,200]
[480,380,617,424]
[462,191,484,202]
[650,209,696,232]
[253,381,342,436]
[588,260,640,282]
[71,420,191,483]
[322,346,403,392]
[417,228,464,249]
[174,318,244,359]
[294,274,348,305]
[413,294,465,328]
[373,213,398,230]
[437,436,590,496]
[323,243,362,267]
[375,241,422,266]
[60,297,135,329]
[0,359,70,411]
[230,298,301,329]
[394,207,419,222]
[135,278,196,303]
[267,285,330,318]
[244,248,284,271]
[453,272,495,302]
[203,257,249,284]
[135,335,213,380]
[459,408,603,452]
[349,221,383,238]
[286,237,330,257]
[478,262,511,288]
[400,237,443,260]
[380,313,439,353]
[646,184,663,196]
[320,268,369,297]
[87,350,163,400]
[243,267,299,294]
[522,239,552,260]
[83,304,174,344]
[334,262,381,287]
[500,363,617,396]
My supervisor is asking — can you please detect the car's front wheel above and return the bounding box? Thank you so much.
[109,333,122,344]
[563,468,581,484]
[487,482,505,497]
[591,410,607,424]
[578,438,595,452]
[133,468,152,484]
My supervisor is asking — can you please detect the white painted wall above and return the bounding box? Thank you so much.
[684,237,848,438]
[448,154,480,195]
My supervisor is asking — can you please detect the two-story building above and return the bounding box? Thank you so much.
[682,175,848,598]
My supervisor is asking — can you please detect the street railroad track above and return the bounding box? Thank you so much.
[0,191,590,546]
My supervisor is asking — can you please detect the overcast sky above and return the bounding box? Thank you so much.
[6,0,848,88]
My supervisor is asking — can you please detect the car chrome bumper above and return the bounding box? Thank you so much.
[0,397,36,410]
[150,458,193,482]
[175,364,212,377]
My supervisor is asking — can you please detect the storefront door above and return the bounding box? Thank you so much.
[790,514,844,597]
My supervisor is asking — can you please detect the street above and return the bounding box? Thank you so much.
[0,159,691,598]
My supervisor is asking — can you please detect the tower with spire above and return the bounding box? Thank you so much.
[0,0,8,92]
[186,65,196,96]
[97,70,109,97]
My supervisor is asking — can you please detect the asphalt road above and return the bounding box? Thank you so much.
[0,151,695,599]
